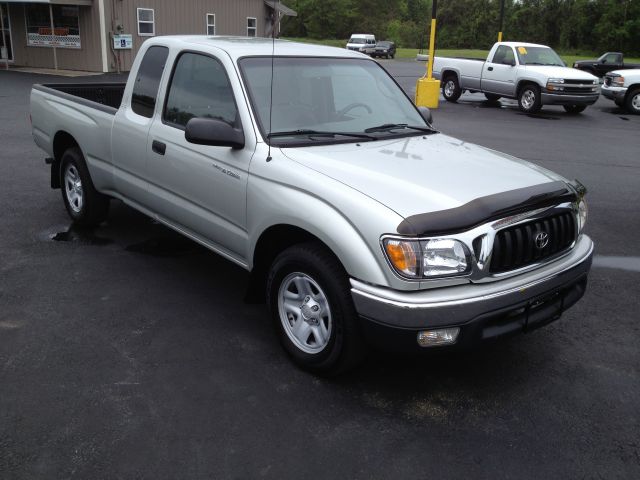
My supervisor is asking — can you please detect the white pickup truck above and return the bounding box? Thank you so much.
[601,69,640,114]
[433,42,600,114]
[30,36,593,374]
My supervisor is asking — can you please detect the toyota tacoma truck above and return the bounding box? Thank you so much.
[573,52,640,77]
[601,69,640,114]
[30,36,593,374]
[433,41,600,114]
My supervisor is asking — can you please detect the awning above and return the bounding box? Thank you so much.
[1,1,93,6]
[264,0,297,17]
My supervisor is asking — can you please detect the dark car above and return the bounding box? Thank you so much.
[573,52,640,77]
[371,41,396,59]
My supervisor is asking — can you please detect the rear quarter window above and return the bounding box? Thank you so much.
[131,46,169,118]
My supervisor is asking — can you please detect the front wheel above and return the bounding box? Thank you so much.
[625,88,640,115]
[266,242,365,375]
[442,75,462,102]
[563,105,586,114]
[60,147,109,226]
[518,84,542,113]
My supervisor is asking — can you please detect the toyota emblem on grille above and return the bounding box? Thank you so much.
[535,232,549,249]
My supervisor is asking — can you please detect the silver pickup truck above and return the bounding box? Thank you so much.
[433,42,600,114]
[31,36,593,374]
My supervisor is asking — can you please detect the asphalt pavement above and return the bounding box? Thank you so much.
[1,63,639,479]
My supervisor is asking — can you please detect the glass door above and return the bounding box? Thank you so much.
[0,2,13,62]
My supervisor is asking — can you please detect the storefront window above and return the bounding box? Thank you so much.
[1,3,13,61]
[25,4,80,49]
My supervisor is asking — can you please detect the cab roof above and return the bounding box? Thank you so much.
[145,35,367,61]
[497,41,550,49]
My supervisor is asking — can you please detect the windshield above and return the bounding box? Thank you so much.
[349,38,366,44]
[239,57,429,146]
[516,46,565,66]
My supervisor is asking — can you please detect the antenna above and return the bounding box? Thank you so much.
[266,3,277,162]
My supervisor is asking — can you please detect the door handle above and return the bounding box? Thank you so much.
[487,66,494,71]
[152,140,166,155]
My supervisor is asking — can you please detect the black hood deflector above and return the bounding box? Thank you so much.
[397,181,577,237]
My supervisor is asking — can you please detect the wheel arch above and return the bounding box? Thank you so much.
[516,79,541,95]
[51,131,80,189]
[246,224,329,303]
[441,69,460,82]
[625,83,640,99]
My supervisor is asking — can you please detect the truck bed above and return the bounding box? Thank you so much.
[32,83,126,114]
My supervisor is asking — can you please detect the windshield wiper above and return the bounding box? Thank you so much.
[364,123,436,134]
[268,129,376,140]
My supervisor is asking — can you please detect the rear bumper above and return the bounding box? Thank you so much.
[351,235,593,352]
[541,92,599,106]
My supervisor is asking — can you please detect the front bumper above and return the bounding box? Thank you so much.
[351,235,593,352]
[601,85,627,101]
[541,92,599,106]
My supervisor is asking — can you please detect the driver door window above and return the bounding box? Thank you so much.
[163,52,238,129]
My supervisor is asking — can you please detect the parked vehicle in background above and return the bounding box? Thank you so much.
[433,42,600,114]
[346,34,376,54]
[30,36,593,375]
[573,53,640,77]
[601,69,640,114]
[371,41,396,59]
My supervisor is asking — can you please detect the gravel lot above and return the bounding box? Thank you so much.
[1,62,639,479]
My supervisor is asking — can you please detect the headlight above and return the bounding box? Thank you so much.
[382,238,469,279]
[612,76,625,87]
[546,78,565,91]
[577,199,588,233]
[592,79,599,85]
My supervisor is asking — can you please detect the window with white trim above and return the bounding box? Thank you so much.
[247,17,256,37]
[137,8,154,36]
[206,13,215,36]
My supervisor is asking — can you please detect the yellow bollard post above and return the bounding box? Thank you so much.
[415,1,440,108]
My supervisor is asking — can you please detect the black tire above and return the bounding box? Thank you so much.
[390,53,395,59]
[563,105,586,114]
[442,75,462,102]
[60,147,110,226]
[614,98,624,107]
[625,88,640,115]
[518,84,542,113]
[266,242,365,375]
[484,93,501,102]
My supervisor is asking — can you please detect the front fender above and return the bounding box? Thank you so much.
[246,158,420,291]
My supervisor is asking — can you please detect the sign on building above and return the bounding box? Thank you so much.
[113,34,133,50]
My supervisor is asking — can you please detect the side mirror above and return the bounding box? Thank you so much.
[417,106,433,125]
[508,59,516,67]
[185,118,244,149]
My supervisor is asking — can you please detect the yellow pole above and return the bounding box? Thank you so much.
[498,31,503,42]
[415,0,440,108]
[426,18,437,79]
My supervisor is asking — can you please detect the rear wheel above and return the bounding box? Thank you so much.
[625,88,640,115]
[518,84,542,113]
[442,75,462,102]
[563,105,586,114]
[484,93,501,102]
[266,242,365,375]
[60,147,109,226]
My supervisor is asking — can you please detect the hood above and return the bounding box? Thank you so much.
[522,65,598,81]
[573,59,595,66]
[280,134,565,219]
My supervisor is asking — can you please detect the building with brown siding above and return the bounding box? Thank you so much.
[0,0,295,72]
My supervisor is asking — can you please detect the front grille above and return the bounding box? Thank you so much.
[489,212,576,273]
[563,86,596,94]
[564,79,593,85]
